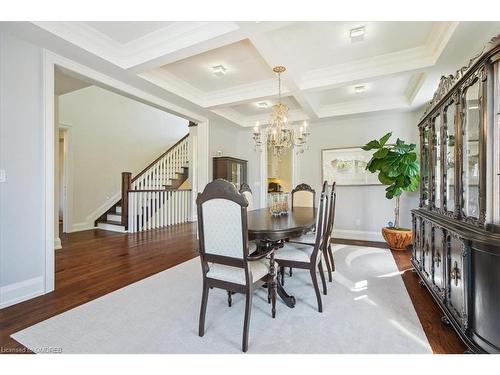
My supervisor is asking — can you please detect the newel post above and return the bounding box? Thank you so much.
[121,172,132,228]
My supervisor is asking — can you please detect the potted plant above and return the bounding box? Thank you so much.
[362,132,420,251]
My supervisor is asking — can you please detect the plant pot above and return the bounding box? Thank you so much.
[381,227,413,251]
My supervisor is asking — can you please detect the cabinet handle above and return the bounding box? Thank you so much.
[433,253,441,267]
[450,260,461,286]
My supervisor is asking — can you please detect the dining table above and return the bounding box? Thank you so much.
[247,207,317,309]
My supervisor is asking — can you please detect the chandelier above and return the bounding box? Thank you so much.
[252,66,310,157]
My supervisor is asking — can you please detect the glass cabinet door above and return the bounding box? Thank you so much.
[433,115,442,209]
[421,125,430,206]
[445,102,456,212]
[462,79,480,219]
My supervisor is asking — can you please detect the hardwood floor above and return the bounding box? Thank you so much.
[0,226,465,354]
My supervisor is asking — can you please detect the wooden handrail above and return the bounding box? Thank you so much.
[131,133,189,183]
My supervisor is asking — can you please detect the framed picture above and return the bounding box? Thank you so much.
[321,147,380,186]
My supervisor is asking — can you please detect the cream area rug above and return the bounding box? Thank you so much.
[12,245,431,353]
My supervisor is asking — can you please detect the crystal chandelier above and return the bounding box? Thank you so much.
[252,66,310,157]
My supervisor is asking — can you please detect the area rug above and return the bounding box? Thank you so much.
[11,245,431,353]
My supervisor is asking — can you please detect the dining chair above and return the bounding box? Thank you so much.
[239,182,254,211]
[288,181,336,282]
[274,188,328,312]
[197,179,276,353]
[285,182,324,279]
[291,183,316,209]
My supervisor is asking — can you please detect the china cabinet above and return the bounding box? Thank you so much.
[412,35,500,353]
[212,156,248,186]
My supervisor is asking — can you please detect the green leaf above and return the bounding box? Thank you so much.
[367,158,384,173]
[361,140,381,151]
[373,148,389,159]
[379,132,392,147]
[378,172,395,185]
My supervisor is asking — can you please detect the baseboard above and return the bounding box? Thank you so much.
[0,276,45,309]
[69,222,95,233]
[333,229,384,242]
[54,237,62,250]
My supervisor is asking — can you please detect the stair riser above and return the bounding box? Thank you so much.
[107,213,121,222]
[97,222,127,233]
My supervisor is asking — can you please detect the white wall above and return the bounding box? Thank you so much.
[58,85,188,231]
[296,111,420,240]
[0,33,46,307]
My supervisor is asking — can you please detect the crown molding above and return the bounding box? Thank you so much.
[300,21,458,93]
[138,69,206,106]
[317,96,410,118]
[204,79,290,108]
[32,21,240,70]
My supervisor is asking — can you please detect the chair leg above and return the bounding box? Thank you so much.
[328,244,335,272]
[227,290,232,307]
[280,266,285,285]
[310,268,323,313]
[289,267,293,277]
[324,248,333,283]
[242,288,253,352]
[318,261,327,295]
[199,281,210,337]
[267,284,271,304]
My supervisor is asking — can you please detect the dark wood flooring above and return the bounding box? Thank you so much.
[0,225,465,354]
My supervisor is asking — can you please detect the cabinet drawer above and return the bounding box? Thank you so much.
[446,233,468,329]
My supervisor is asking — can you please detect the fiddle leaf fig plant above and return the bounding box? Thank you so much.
[362,132,420,229]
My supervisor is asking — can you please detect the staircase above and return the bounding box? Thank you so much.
[95,134,191,233]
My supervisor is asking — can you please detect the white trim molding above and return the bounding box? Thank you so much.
[0,276,45,309]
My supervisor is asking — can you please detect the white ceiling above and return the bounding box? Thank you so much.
[84,21,174,44]
[10,21,500,127]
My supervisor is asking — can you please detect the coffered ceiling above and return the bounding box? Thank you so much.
[28,21,500,126]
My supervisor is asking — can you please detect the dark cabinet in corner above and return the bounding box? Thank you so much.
[212,157,248,186]
[412,34,500,353]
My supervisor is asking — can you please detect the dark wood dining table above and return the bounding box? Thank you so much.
[247,207,316,308]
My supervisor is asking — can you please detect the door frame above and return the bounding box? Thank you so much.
[42,50,209,294]
[58,123,72,234]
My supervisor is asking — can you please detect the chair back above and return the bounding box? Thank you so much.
[239,183,254,211]
[291,183,316,208]
[322,182,337,247]
[308,188,327,264]
[196,179,250,268]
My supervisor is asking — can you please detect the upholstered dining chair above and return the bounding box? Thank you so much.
[197,179,276,352]
[274,188,328,312]
[291,183,316,209]
[288,181,337,282]
[239,182,254,211]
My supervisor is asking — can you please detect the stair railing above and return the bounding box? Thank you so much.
[127,189,191,233]
[120,134,190,231]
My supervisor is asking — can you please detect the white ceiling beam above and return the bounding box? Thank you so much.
[248,33,320,120]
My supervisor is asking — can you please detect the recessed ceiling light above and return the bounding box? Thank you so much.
[354,85,366,93]
[350,26,366,42]
[211,65,227,77]
[256,101,269,109]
